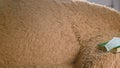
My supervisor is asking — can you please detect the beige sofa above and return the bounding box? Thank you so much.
[0,0,120,68]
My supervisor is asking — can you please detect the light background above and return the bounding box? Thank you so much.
[88,0,120,11]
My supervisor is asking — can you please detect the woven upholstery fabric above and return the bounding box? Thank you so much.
[0,0,120,68]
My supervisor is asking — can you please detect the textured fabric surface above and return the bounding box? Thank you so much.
[0,0,120,68]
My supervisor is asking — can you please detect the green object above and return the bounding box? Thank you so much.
[97,42,108,51]
[98,37,120,53]
[98,42,120,48]
[114,46,120,48]
[98,42,120,53]
[105,37,120,51]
